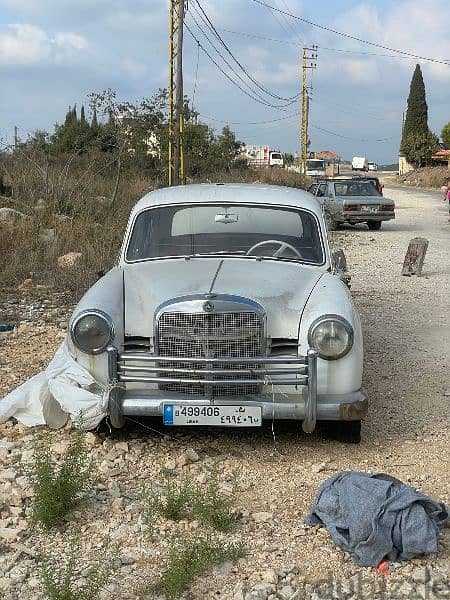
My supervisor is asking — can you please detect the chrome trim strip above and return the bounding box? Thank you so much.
[118,354,306,365]
[302,348,318,433]
[118,365,308,376]
[118,375,308,386]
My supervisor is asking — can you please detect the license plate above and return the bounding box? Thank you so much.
[360,205,379,213]
[163,404,262,427]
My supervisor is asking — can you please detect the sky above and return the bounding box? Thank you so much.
[1,0,450,164]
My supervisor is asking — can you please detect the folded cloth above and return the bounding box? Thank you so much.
[305,471,449,567]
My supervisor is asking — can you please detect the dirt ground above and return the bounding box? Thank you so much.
[0,184,449,599]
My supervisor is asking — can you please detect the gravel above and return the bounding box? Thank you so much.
[0,185,448,599]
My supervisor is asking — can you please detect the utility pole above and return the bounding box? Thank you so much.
[168,0,186,186]
[300,46,317,175]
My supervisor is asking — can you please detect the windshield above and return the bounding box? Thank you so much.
[334,181,380,196]
[126,203,324,264]
[307,160,325,170]
[271,153,282,160]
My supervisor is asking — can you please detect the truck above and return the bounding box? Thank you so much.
[352,156,369,171]
[306,158,326,177]
[241,144,284,168]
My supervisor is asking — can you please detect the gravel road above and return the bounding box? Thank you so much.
[0,185,449,599]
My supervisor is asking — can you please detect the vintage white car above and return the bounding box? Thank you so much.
[68,184,367,442]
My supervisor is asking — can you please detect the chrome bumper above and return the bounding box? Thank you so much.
[106,347,367,431]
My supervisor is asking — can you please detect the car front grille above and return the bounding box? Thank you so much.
[157,311,263,396]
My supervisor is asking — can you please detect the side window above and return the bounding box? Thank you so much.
[316,183,328,197]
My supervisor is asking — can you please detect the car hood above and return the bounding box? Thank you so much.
[124,258,324,339]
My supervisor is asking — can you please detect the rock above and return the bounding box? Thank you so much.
[0,469,16,481]
[0,207,26,224]
[84,432,97,446]
[120,553,137,565]
[261,569,277,583]
[185,448,200,463]
[39,228,55,243]
[115,442,129,453]
[278,586,295,600]
[252,511,273,523]
[175,454,188,468]
[443,390,450,397]
[18,278,34,291]
[0,527,20,541]
[312,462,327,473]
[412,566,430,584]
[94,195,113,207]
[35,199,46,211]
[0,439,16,452]
[57,252,82,268]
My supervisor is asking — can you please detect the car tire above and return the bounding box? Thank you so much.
[367,221,382,231]
[322,420,361,444]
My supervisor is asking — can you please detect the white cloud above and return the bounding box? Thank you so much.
[0,24,87,65]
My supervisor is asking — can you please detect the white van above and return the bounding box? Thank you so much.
[352,156,368,171]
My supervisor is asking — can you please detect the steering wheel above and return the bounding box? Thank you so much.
[246,239,303,259]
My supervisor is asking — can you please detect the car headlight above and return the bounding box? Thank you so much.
[70,309,114,355]
[308,315,354,360]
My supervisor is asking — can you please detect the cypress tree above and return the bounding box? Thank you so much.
[80,105,87,125]
[72,105,78,123]
[401,64,429,149]
[400,64,437,166]
[91,108,98,128]
[64,106,72,125]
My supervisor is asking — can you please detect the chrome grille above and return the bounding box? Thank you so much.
[157,311,262,396]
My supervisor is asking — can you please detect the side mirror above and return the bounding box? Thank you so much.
[331,250,351,288]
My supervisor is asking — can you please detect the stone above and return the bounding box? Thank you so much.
[261,569,277,583]
[252,511,273,523]
[411,566,430,584]
[39,228,55,243]
[57,252,82,268]
[175,454,188,468]
[94,195,113,207]
[120,554,137,565]
[18,278,34,291]
[115,442,129,453]
[84,432,97,446]
[278,586,295,600]
[0,439,16,451]
[0,469,16,481]
[164,459,176,470]
[312,462,327,473]
[0,207,26,224]
[0,527,20,541]
[185,448,200,462]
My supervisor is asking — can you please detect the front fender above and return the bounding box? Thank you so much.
[67,267,124,386]
[298,272,363,396]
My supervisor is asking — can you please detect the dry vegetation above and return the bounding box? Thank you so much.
[396,165,450,188]
[0,152,306,299]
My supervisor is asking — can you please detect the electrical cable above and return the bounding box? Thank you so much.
[184,20,296,109]
[192,0,300,102]
[310,123,396,142]
[250,0,450,66]
[191,40,200,108]
[198,111,300,125]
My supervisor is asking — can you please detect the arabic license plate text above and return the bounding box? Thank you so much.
[163,404,262,426]
[361,205,379,213]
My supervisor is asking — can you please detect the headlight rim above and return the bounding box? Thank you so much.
[307,314,354,361]
[70,309,114,355]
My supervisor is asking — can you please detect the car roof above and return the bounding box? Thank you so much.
[314,175,380,182]
[130,183,323,216]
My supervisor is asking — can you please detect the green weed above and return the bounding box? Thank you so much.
[153,532,246,599]
[28,432,94,529]
[40,534,118,600]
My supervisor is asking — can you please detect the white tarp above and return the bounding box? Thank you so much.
[0,341,108,429]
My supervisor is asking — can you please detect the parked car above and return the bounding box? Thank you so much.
[307,177,394,230]
[68,184,367,442]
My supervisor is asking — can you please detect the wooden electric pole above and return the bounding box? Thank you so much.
[168,0,186,186]
[300,46,317,175]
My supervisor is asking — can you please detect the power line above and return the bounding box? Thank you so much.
[191,40,200,108]
[184,20,294,109]
[310,123,396,142]
[192,0,299,102]
[198,111,300,125]
[250,0,450,66]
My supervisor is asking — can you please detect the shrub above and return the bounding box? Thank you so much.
[152,532,245,599]
[145,467,237,533]
[29,432,94,529]
[40,534,118,600]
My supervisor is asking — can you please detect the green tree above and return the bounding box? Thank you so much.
[401,130,438,168]
[211,126,243,172]
[441,122,450,148]
[400,64,436,166]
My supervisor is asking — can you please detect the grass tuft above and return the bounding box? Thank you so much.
[40,534,118,600]
[28,432,94,529]
[145,466,237,533]
[153,532,246,599]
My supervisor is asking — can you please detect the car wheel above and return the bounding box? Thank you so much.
[322,420,361,444]
[367,221,382,231]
